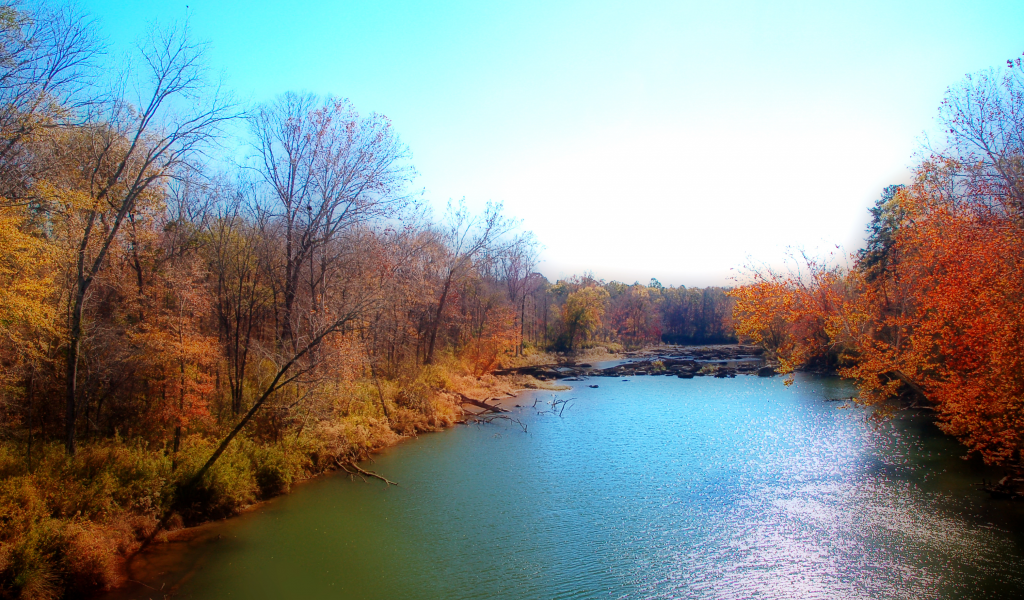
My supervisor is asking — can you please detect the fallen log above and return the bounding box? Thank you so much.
[455,392,509,413]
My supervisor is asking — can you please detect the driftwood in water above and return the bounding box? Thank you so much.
[536,395,573,417]
[455,392,527,432]
[468,413,529,433]
[455,392,509,413]
[336,460,398,486]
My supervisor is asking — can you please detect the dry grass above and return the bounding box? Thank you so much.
[505,345,623,368]
[0,360,523,599]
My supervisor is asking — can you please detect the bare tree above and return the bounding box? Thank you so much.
[498,231,539,355]
[249,92,414,350]
[203,178,273,415]
[935,59,1024,220]
[60,23,237,454]
[0,1,102,200]
[423,200,514,364]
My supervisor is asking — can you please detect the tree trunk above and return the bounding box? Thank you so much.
[520,295,526,355]
[65,289,85,455]
[281,217,295,348]
[425,276,454,364]
[173,359,185,453]
[281,283,296,349]
[26,373,33,471]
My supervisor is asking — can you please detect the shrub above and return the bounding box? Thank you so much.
[170,436,257,523]
[243,438,311,498]
[0,477,129,598]
[311,416,399,464]
[417,363,454,392]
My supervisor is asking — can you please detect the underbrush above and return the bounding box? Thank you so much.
[0,367,487,599]
[0,441,164,599]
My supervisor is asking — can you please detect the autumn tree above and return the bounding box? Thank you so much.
[457,277,517,374]
[54,23,235,454]
[560,285,608,351]
[422,200,513,364]
[497,232,539,355]
[249,92,413,351]
[731,254,856,376]
[0,197,61,459]
[0,1,100,201]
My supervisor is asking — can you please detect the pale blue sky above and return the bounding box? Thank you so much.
[85,0,1024,285]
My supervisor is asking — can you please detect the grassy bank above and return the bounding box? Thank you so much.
[0,357,568,600]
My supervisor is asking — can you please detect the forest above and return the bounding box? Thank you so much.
[0,3,736,597]
[731,55,1024,468]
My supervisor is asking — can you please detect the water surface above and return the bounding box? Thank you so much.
[109,375,1024,599]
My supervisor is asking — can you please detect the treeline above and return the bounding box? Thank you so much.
[732,56,1024,466]
[529,276,735,351]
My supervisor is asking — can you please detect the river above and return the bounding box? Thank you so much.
[105,374,1024,599]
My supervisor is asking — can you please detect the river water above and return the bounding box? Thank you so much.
[108,375,1024,599]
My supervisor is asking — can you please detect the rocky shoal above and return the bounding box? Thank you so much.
[496,345,778,381]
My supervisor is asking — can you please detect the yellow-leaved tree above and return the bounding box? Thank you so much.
[561,286,609,351]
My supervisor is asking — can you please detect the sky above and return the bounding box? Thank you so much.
[81,0,1024,286]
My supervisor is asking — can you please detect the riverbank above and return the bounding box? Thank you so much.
[0,355,583,600]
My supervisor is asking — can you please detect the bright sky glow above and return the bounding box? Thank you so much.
[83,0,1024,286]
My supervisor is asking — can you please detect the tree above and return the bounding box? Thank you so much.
[56,23,235,454]
[249,92,413,350]
[560,286,608,351]
[0,199,62,464]
[853,177,1024,461]
[144,225,395,547]
[934,59,1024,221]
[0,1,101,201]
[204,183,275,415]
[459,284,517,375]
[610,284,659,348]
[731,254,856,376]
[858,185,907,281]
[423,200,512,364]
[497,231,538,355]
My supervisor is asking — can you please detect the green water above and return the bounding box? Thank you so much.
[108,375,1024,599]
